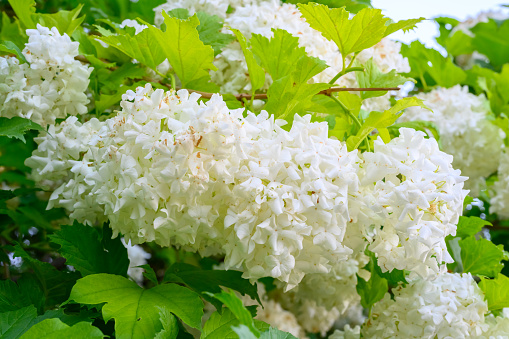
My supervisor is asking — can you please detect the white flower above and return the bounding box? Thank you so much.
[122,238,151,285]
[120,19,148,34]
[0,24,92,126]
[359,128,467,279]
[362,273,488,339]
[401,85,505,196]
[330,325,361,339]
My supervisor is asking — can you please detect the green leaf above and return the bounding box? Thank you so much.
[232,325,257,339]
[471,19,509,69]
[230,28,266,94]
[355,58,411,99]
[259,327,298,339]
[251,29,307,82]
[0,41,27,63]
[11,244,80,309]
[7,0,36,29]
[152,12,217,89]
[401,40,466,88]
[298,4,389,56]
[69,273,204,337]
[480,274,509,311]
[384,17,425,37]
[456,216,492,239]
[201,309,239,339]
[459,236,507,277]
[20,318,104,339]
[0,12,27,49]
[0,305,38,339]
[154,307,178,339]
[368,251,407,287]
[195,12,235,56]
[347,97,427,151]
[265,56,329,119]
[356,260,388,310]
[37,5,86,36]
[0,117,44,143]
[163,263,260,309]
[208,290,259,336]
[98,29,166,71]
[49,222,129,277]
[140,265,159,285]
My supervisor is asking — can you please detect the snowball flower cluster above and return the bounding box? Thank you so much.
[0,25,92,126]
[401,85,505,195]
[363,273,488,338]
[27,84,466,287]
[361,128,467,278]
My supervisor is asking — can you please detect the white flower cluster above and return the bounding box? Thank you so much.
[27,85,466,287]
[0,25,92,127]
[361,128,467,278]
[362,273,501,339]
[401,85,505,196]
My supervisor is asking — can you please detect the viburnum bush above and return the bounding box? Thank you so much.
[1,0,509,338]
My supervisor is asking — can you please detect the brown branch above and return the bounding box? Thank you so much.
[75,55,401,101]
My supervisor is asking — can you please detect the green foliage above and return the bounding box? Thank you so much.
[0,305,38,339]
[154,307,179,339]
[471,19,509,69]
[19,318,104,339]
[208,290,259,336]
[0,41,26,62]
[282,0,372,13]
[251,29,307,82]
[265,56,329,119]
[456,216,492,239]
[346,97,427,151]
[259,328,298,339]
[0,118,44,143]
[69,273,204,337]
[401,40,467,88]
[459,236,507,277]
[164,263,260,311]
[356,256,388,310]
[355,58,411,99]
[480,274,509,311]
[298,4,389,56]
[230,28,266,94]
[49,222,129,277]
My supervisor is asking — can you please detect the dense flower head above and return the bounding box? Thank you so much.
[0,24,92,126]
[362,273,488,339]
[360,128,467,279]
[401,85,505,195]
[27,84,364,288]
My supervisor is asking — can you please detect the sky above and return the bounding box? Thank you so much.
[372,0,509,48]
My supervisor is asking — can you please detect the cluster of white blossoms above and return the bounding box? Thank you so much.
[27,84,467,290]
[490,152,509,219]
[361,273,494,339]
[401,85,505,196]
[0,25,92,127]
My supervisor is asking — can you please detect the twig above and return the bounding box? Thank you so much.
[75,55,401,101]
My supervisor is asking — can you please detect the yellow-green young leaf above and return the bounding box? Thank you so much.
[356,58,412,99]
[347,97,427,151]
[98,29,166,70]
[230,28,266,93]
[69,274,204,338]
[20,319,104,339]
[298,4,389,56]
[208,290,259,336]
[154,307,178,339]
[471,19,509,69]
[152,12,217,89]
[37,5,85,36]
[7,0,36,29]
[480,274,509,311]
[0,41,27,63]
[378,127,391,143]
[260,327,298,339]
[459,236,507,277]
[202,309,270,339]
[251,29,307,81]
[456,216,492,239]
[384,17,426,37]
